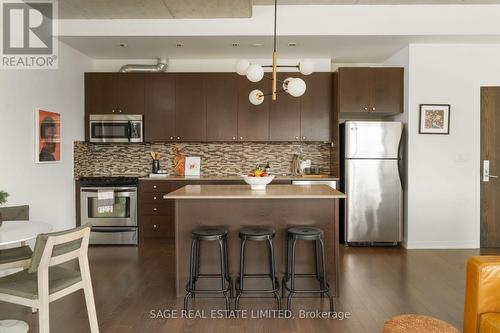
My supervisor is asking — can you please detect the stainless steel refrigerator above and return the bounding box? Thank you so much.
[341,121,404,245]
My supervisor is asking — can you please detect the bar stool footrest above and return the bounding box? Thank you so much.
[236,276,281,294]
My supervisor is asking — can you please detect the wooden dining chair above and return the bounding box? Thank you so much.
[0,205,32,270]
[0,224,99,333]
[0,205,29,221]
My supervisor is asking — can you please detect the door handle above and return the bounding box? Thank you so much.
[483,160,499,181]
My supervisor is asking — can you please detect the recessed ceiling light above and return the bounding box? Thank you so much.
[119,43,128,48]
[232,43,240,47]
[288,42,297,47]
[252,43,263,47]
[176,42,184,47]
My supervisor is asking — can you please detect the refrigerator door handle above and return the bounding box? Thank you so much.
[397,127,405,188]
[397,158,404,189]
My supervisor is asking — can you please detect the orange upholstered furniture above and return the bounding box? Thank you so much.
[384,256,500,333]
[464,256,500,333]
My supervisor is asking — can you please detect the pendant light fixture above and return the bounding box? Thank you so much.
[235,0,314,105]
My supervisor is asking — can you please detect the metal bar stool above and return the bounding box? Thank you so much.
[184,227,232,311]
[235,227,281,310]
[282,226,334,312]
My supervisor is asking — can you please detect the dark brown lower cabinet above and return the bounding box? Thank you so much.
[141,215,174,238]
[138,181,176,241]
[138,179,292,242]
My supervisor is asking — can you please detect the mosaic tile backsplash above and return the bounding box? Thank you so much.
[74,141,337,178]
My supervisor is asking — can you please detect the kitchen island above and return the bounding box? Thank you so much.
[164,184,346,298]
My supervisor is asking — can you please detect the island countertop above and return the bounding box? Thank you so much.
[163,184,346,199]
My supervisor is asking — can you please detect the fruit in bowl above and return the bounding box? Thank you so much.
[247,167,269,177]
[242,167,275,190]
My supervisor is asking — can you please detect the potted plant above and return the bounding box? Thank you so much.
[0,190,9,227]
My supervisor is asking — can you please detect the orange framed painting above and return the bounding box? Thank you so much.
[35,108,61,163]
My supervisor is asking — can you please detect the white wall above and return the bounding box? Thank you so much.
[92,58,332,72]
[0,42,93,232]
[404,44,500,249]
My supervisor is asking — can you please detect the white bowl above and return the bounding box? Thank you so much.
[241,175,275,190]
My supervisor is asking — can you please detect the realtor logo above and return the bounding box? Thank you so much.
[1,0,58,69]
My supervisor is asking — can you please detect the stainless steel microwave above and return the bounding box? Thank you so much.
[89,114,143,143]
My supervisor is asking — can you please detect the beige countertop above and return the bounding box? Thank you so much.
[164,184,346,200]
[139,175,339,181]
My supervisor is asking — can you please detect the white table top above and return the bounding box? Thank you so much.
[0,221,53,246]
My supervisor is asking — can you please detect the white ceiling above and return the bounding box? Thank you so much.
[58,2,500,62]
[59,35,500,62]
[59,0,500,19]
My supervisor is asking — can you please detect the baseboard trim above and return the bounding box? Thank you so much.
[403,240,479,249]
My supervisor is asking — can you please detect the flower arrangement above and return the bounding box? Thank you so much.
[0,191,8,205]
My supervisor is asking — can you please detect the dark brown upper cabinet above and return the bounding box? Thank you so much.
[85,73,115,115]
[85,73,145,115]
[205,73,238,141]
[114,74,145,114]
[338,67,403,114]
[337,68,371,113]
[300,73,332,142]
[237,76,270,142]
[269,73,301,141]
[174,74,206,142]
[370,67,404,114]
[85,71,336,143]
[144,74,175,142]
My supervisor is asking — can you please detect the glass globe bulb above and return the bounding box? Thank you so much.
[246,64,264,82]
[236,59,250,76]
[299,59,314,75]
[287,78,306,97]
[282,77,293,91]
[249,89,264,105]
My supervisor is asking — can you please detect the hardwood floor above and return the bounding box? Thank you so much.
[1,240,498,333]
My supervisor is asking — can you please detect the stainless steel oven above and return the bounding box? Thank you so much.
[79,177,138,245]
[89,114,143,143]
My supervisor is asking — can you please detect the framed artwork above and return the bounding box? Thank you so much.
[419,104,450,134]
[184,156,201,176]
[35,108,61,163]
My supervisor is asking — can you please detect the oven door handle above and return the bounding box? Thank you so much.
[80,188,137,193]
[91,227,137,233]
